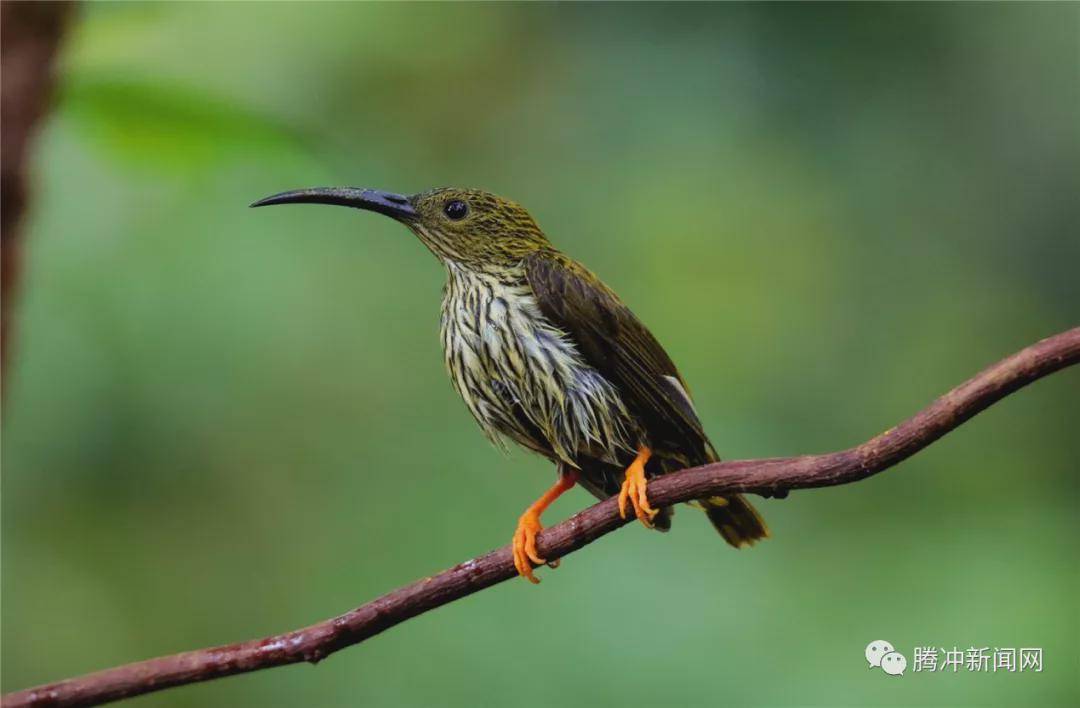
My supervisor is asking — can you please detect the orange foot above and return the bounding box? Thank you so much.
[512,510,545,584]
[618,445,657,528]
[512,470,578,584]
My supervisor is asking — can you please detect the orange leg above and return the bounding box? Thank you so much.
[618,445,658,528]
[512,469,578,584]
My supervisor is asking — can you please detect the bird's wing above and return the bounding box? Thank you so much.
[524,250,716,464]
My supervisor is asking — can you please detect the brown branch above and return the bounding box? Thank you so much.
[1,1,74,388]
[4,327,1078,707]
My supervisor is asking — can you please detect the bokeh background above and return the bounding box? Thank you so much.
[3,3,1078,706]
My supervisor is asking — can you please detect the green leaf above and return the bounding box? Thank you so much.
[58,74,310,176]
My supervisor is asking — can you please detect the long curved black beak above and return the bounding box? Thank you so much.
[250,187,417,221]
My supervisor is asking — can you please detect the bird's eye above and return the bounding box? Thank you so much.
[443,200,468,220]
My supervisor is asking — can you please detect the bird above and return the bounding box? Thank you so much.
[251,187,768,583]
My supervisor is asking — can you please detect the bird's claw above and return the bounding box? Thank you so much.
[618,449,658,528]
[512,511,546,584]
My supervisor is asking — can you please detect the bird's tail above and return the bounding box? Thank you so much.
[702,494,769,548]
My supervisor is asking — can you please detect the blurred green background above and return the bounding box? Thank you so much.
[3,3,1078,706]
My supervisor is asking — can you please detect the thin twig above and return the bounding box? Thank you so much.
[4,327,1078,708]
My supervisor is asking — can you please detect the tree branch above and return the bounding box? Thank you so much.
[1,1,74,387]
[4,327,1078,708]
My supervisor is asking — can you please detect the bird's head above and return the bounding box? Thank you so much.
[252,186,551,269]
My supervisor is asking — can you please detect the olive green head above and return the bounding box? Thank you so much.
[251,186,551,268]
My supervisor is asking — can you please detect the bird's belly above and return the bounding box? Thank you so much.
[440,272,636,466]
